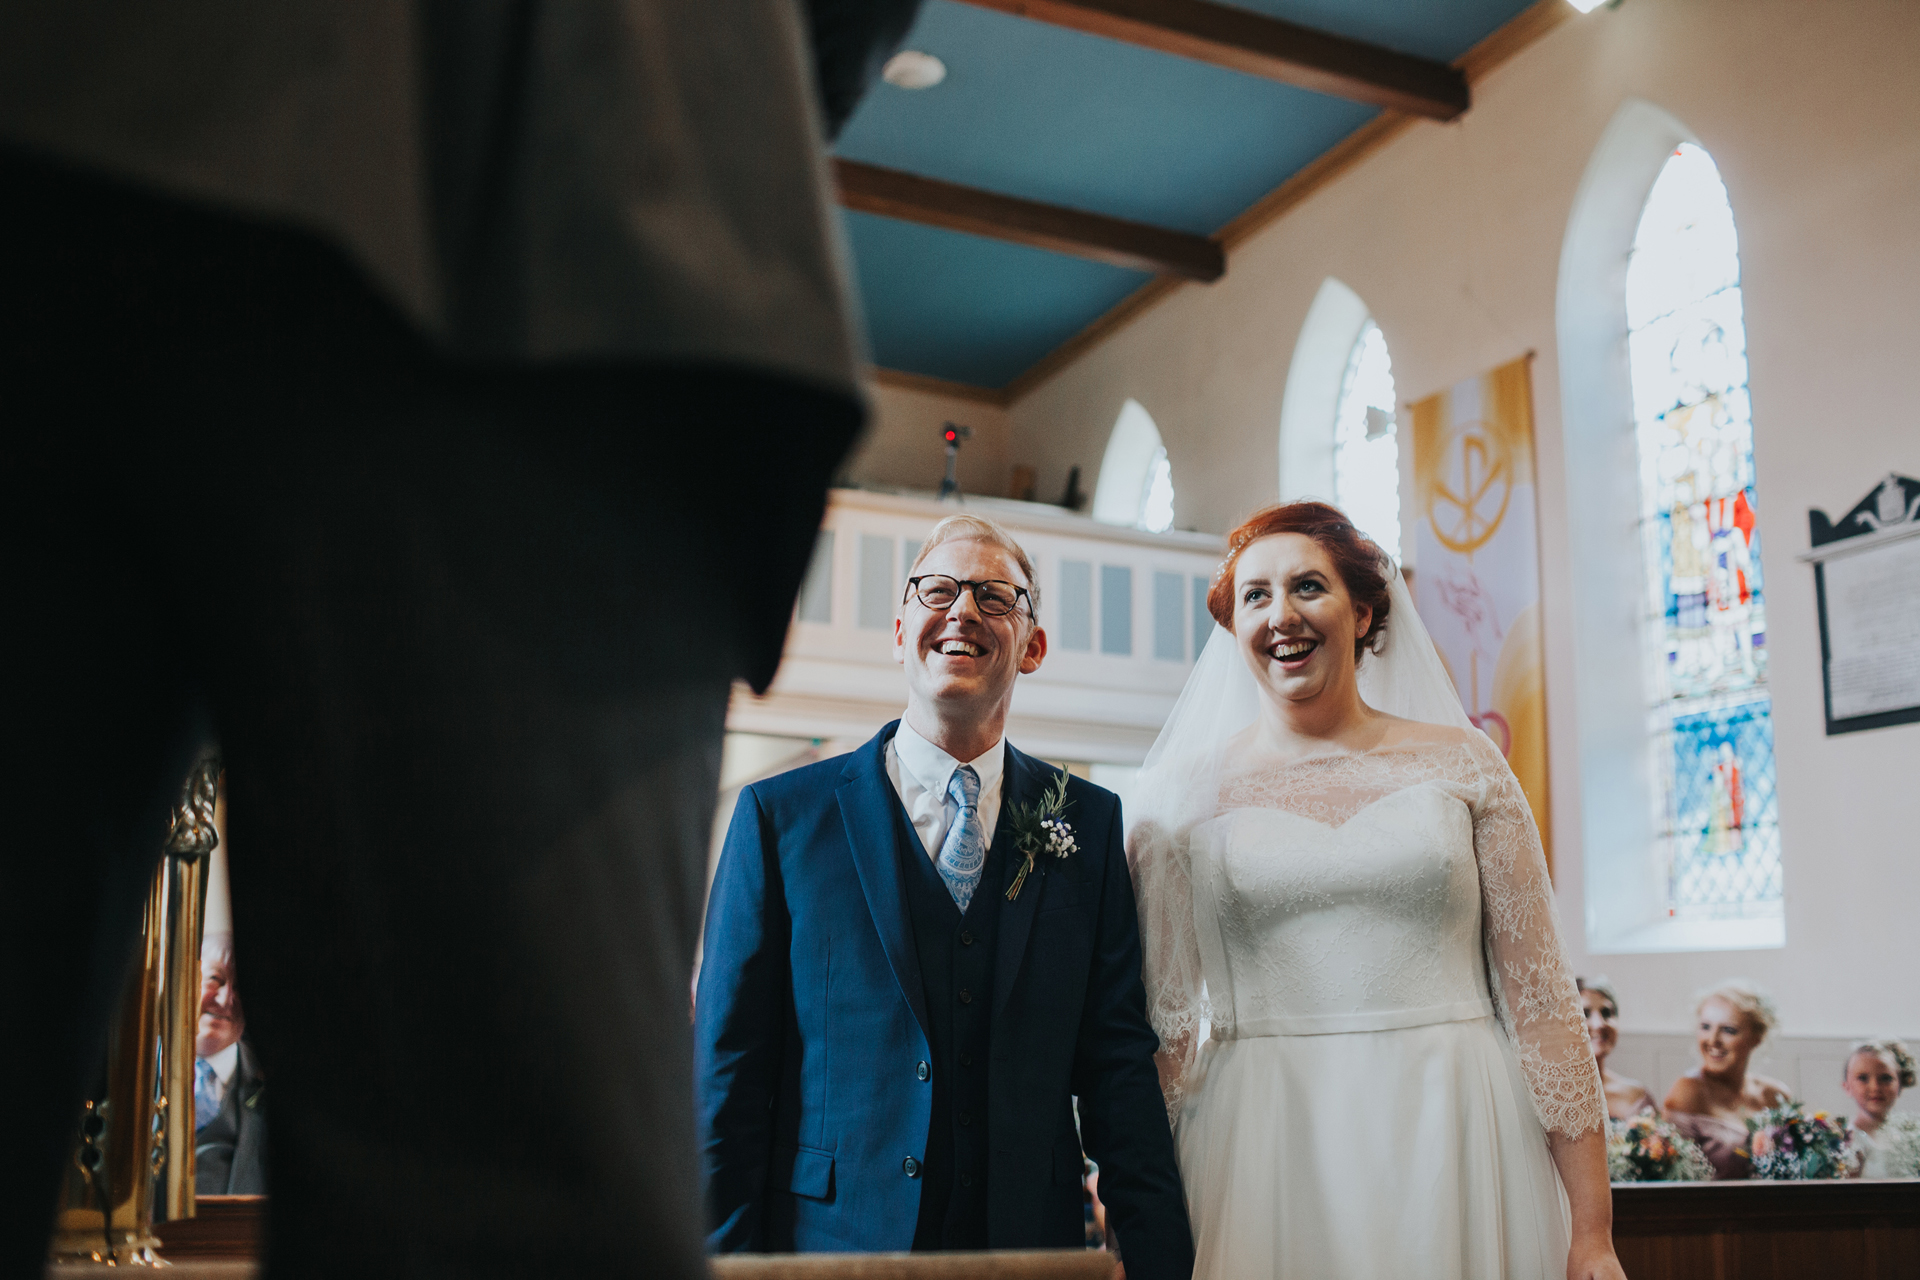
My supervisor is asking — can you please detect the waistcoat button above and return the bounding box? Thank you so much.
[960,929,974,945]
[961,1173,974,1188]
[959,1112,972,1127]
[916,1060,930,1081]
[960,1053,973,1067]
[903,1156,921,1178]
[959,988,973,1004]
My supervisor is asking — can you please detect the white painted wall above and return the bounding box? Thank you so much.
[1006,0,1920,1039]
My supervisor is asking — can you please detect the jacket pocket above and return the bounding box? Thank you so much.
[771,1143,836,1201]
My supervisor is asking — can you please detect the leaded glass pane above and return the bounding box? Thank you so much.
[1660,697,1783,919]
[1333,321,1401,561]
[1626,143,1781,922]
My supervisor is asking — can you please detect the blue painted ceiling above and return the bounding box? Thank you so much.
[833,0,1540,387]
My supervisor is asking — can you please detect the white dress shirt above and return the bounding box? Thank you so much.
[885,720,1005,863]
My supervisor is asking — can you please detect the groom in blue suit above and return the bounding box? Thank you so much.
[697,515,1193,1278]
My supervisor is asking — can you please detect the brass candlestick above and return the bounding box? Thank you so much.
[48,750,221,1265]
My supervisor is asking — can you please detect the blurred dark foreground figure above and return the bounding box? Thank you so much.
[0,2,916,1274]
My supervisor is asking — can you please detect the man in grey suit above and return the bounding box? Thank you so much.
[192,935,266,1197]
[3,4,923,1274]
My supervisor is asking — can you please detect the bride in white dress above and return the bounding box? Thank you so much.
[1128,502,1624,1280]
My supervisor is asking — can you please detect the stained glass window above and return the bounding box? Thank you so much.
[1334,320,1401,560]
[1625,143,1780,921]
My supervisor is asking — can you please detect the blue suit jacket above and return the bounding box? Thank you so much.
[696,723,1193,1279]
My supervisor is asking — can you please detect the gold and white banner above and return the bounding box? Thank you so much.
[1409,355,1552,873]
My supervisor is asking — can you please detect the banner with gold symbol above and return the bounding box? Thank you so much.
[1409,355,1553,874]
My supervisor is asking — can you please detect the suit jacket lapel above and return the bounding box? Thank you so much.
[837,724,932,1042]
[992,744,1046,1021]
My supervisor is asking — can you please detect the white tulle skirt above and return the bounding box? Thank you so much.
[1176,1016,1571,1280]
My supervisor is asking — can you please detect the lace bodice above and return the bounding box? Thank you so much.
[1130,729,1605,1139]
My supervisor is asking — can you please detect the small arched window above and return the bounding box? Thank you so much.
[1626,143,1779,922]
[1093,399,1176,533]
[1332,320,1401,560]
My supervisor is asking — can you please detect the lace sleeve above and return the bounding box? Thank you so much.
[1127,812,1208,1127]
[1465,737,1606,1138]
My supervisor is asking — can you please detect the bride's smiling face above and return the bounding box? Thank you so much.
[1230,533,1372,706]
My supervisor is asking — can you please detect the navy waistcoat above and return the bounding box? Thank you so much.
[900,822,1006,1250]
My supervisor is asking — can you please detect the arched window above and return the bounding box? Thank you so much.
[1093,399,1176,533]
[1331,320,1401,560]
[1626,143,1779,923]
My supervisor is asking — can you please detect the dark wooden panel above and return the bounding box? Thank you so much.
[1611,1181,1920,1280]
[834,160,1225,282]
[155,1195,265,1259]
[956,0,1469,120]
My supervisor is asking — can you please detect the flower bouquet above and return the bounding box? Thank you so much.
[1606,1115,1714,1182]
[1748,1102,1851,1180]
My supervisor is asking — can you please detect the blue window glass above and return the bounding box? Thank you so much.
[1100,565,1132,656]
[1153,571,1185,661]
[1058,560,1093,652]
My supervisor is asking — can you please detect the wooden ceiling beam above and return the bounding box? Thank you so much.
[956,0,1469,120]
[834,159,1225,282]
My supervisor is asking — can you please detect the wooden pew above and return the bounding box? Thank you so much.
[1612,1179,1920,1280]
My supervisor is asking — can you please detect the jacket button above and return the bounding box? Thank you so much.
[959,988,973,1004]
[903,1156,921,1178]
[960,929,974,945]
[916,1060,930,1081]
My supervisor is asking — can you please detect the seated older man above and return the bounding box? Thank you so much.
[194,933,266,1196]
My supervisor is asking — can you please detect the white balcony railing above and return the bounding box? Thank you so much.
[727,489,1227,765]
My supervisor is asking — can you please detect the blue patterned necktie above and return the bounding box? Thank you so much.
[194,1057,222,1131]
[938,765,987,913]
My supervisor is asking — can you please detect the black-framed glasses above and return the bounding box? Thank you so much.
[904,574,1032,618]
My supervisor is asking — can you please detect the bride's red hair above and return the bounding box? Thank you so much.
[1206,501,1393,658]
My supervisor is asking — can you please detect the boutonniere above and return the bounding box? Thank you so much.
[1005,768,1077,901]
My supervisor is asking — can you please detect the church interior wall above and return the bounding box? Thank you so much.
[841,377,1012,498]
[1001,0,1920,1041]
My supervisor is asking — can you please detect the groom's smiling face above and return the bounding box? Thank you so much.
[895,538,1046,726]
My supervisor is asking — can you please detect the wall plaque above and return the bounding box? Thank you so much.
[1801,473,1920,735]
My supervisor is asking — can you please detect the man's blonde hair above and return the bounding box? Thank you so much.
[907,514,1041,618]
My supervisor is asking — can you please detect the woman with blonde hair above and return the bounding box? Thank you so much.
[1663,982,1792,1178]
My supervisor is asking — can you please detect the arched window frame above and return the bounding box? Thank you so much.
[1279,278,1402,561]
[1093,399,1176,533]
[1558,101,1784,953]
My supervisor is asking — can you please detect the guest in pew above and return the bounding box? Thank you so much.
[1842,1040,1920,1179]
[193,932,266,1196]
[1664,982,1792,1179]
[1578,977,1660,1121]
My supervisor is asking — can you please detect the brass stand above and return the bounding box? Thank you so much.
[48,752,221,1265]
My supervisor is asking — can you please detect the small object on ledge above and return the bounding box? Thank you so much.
[1009,465,1037,503]
[1058,465,1085,512]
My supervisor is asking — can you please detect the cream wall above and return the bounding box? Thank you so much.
[1006,0,1920,1038]
[843,379,1012,498]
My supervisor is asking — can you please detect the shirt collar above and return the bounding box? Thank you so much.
[205,1040,240,1084]
[894,718,1004,800]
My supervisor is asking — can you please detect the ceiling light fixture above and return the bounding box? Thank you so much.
[1564,0,1608,11]
[882,50,947,90]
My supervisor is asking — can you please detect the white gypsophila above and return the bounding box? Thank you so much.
[1042,818,1077,858]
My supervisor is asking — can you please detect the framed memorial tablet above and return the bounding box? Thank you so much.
[1801,474,1920,735]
